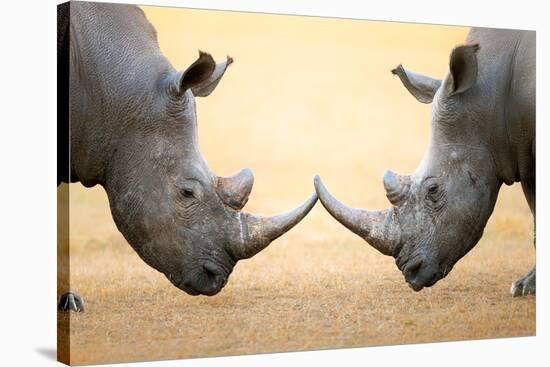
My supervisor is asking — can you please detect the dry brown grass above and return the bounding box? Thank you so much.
[60,6,535,365]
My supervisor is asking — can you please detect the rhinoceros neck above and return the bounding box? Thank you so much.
[69,2,175,187]
[467,28,535,186]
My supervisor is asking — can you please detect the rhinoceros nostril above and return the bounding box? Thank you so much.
[404,258,423,276]
[202,262,228,291]
[203,261,222,277]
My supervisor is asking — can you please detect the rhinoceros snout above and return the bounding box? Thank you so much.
[175,261,231,296]
[403,259,440,292]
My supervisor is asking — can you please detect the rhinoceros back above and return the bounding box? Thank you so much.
[466,28,535,188]
[67,3,174,187]
[57,3,70,185]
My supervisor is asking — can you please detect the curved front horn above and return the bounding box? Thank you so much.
[231,193,318,259]
[314,176,400,256]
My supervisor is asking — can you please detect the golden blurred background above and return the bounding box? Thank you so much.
[64,6,534,364]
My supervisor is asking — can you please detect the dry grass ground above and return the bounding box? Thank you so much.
[59,6,535,365]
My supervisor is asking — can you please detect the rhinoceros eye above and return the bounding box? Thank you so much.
[426,184,439,202]
[428,184,439,195]
[181,188,195,198]
[425,183,446,211]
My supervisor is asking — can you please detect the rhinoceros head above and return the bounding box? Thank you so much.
[315,44,502,291]
[105,51,317,296]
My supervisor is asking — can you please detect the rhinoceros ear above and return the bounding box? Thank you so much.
[175,51,217,96]
[443,44,480,96]
[391,64,442,104]
[191,55,233,97]
[173,51,233,98]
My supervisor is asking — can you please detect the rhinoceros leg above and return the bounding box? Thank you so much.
[511,266,536,297]
[58,292,85,312]
[511,179,536,297]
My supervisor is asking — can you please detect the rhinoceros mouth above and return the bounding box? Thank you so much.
[406,274,440,291]
[174,275,228,296]
[171,260,232,296]
[176,281,202,296]
[397,255,445,292]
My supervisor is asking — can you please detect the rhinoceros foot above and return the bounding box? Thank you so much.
[58,292,85,312]
[511,266,536,297]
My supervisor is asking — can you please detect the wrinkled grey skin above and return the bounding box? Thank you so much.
[64,3,317,297]
[315,28,535,296]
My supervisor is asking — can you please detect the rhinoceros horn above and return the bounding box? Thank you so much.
[231,193,318,260]
[215,169,317,259]
[217,168,255,210]
[382,170,411,206]
[314,175,400,256]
